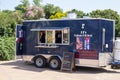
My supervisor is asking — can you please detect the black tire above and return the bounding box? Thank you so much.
[49,57,61,70]
[111,65,116,69]
[34,56,47,68]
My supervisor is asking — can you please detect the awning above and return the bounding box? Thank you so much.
[31,27,67,31]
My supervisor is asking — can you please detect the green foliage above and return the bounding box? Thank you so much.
[0,11,16,60]
[15,0,30,14]
[50,12,66,19]
[15,4,26,14]
[115,21,120,37]
[44,4,63,19]
[89,9,120,37]
[13,11,23,24]
[21,0,30,6]
[0,11,16,37]
[70,9,86,18]
[89,9,120,23]
[0,37,15,60]
[33,0,42,6]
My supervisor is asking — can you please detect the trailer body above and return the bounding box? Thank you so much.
[16,18,115,69]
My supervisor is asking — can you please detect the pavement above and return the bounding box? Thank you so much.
[0,60,120,80]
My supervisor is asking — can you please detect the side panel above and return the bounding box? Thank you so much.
[22,19,100,62]
[16,24,23,58]
[98,20,114,66]
[22,20,70,57]
[100,20,114,52]
[73,20,100,67]
[75,19,114,67]
[22,19,114,67]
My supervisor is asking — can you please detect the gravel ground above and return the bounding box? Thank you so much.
[0,60,120,80]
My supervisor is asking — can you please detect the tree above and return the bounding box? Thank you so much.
[13,11,23,24]
[15,0,30,13]
[89,9,120,23]
[0,10,16,37]
[15,0,44,20]
[89,10,102,18]
[115,19,120,37]
[44,4,63,19]
[33,0,42,6]
[0,11,16,60]
[89,9,120,37]
[71,9,86,18]
[50,12,67,19]
[23,6,44,20]
[0,37,15,60]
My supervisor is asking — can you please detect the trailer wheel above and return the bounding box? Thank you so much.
[34,56,46,68]
[49,57,61,70]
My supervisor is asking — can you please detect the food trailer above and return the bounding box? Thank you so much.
[16,18,115,70]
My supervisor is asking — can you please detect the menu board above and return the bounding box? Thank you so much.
[61,52,74,71]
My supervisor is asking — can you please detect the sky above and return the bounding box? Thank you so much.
[0,0,120,14]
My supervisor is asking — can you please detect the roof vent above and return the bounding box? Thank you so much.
[67,12,77,19]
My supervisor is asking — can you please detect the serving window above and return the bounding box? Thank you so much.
[37,27,69,45]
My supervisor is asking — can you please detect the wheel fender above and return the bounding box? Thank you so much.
[49,56,62,62]
[33,55,46,62]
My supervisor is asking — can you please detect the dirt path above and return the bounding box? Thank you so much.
[0,60,120,80]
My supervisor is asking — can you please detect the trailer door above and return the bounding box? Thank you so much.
[16,24,23,58]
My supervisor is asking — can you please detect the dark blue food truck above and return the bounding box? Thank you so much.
[16,18,115,70]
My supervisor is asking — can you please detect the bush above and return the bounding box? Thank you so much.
[0,37,15,60]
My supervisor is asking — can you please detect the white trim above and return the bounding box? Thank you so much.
[30,27,68,31]
[35,45,59,48]
[75,58,99,67]
[31,28,65,31]
[38,43,69,45]
[24,18,115,22]
[22,55,34,62]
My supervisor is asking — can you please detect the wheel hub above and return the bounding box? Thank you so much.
[50,59,58,68]
[36,58,43,66]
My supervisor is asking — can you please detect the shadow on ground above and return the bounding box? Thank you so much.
[0,60,120,74]
[0,60,50,72]
[73,66,120,74]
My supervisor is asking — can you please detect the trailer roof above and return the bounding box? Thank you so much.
[24,18,115,22]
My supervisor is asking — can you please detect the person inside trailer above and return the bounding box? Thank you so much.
[55,31,62,43]
[39,31,45,43]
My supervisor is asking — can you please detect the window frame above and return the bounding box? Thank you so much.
[37,27,70,45]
